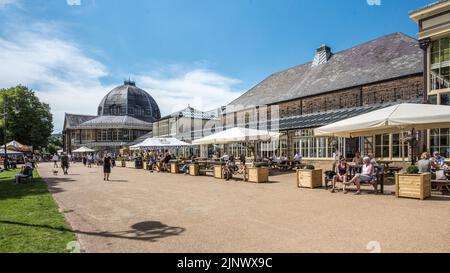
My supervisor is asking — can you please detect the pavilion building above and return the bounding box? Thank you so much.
[212,32,426,167]
[152,106,219,142]
[63,80,161,154]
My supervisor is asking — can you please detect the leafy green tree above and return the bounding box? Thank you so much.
[48,135,63,148]
[45,135,63,154]
[0,85,53,150]
[46,144,60,155]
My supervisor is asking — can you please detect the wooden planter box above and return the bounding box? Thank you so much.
[171,163,180,173]
[214,165,224,179]
[125,161,134,168]
[189,164,199,176]
[247,167,269,183]
[396,173,431,200]
[297,169,323,189]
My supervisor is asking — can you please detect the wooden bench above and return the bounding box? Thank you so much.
[324,165,384,194]
[431,180,450,193]
[276,162,292,171]
[198,163,214,176]
[16,167,34,184]
[199,169,214,176]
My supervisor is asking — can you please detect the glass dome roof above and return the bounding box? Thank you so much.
[97,80,161,123]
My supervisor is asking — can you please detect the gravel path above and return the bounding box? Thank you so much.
[39,162,450,253]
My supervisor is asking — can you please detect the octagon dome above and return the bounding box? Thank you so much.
[97,80,161,123]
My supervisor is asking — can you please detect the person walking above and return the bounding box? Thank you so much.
[61,153,70,175]
[103,153,112,181]
[87,153,93,168]
[52,154,59,168]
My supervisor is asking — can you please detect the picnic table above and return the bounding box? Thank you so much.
[270,160,304,171]
[387,166,403,175]
[431,180,450,193]
[377,160,393,168]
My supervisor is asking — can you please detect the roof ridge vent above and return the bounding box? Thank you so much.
[312,44,332,67]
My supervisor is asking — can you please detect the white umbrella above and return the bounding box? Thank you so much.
[314,103,450,138]
[192,127,281,145]
[72,146,95,153]
[130,137,192,150]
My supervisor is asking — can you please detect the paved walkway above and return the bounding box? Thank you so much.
[39,162,450,253]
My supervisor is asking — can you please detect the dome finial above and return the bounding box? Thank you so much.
[124,77,136,86]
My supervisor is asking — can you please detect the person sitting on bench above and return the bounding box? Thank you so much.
[331,156,348,193]
[181,156,195,175]
[15,164,33,184]
[417,152,437,173]
[345,157,374,195]
[224,155,237,181]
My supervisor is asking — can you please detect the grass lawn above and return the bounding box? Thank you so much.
[0,169,76,253]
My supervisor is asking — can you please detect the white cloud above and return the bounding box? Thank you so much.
[135,69,242,116]
[0,0,20,8]
[0,23,243,133]
[0,24,109,133]
[66,0,81,6]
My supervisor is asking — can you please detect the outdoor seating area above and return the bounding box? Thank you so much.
[117,122,450,198]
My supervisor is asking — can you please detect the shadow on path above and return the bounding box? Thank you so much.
[0,220,185,242]
[107,179,128,183]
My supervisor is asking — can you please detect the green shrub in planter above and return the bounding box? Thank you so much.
[405,165,419,174]
[306,165,315,170]
[254,162,265,168]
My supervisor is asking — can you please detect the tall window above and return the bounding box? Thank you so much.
[317,137,327,158]
[430,37,450,91]
[292,129,335,159]
[364,136,374,156]
[279,135,288,157]
[391,133,409,159]
[375,134,390,158]
[441,93,450,105]
[430,128,450,157]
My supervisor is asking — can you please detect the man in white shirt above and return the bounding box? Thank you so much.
[87,154,93,168]
[221,154,230,161]
[52,154,59,168]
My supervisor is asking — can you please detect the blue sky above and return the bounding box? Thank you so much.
[0,0,432,132]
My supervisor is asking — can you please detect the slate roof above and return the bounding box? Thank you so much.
[64,113,97,130]
[229,33,423,108]
[278,99,423,131]
[161,106,218,120]
[73,115,153,130]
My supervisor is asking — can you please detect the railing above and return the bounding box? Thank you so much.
[430,70,450,91]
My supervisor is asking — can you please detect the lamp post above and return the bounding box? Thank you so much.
[1,97,7,170]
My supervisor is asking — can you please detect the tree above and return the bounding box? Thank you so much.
[0,85,53,150]
[46,135,63,155]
